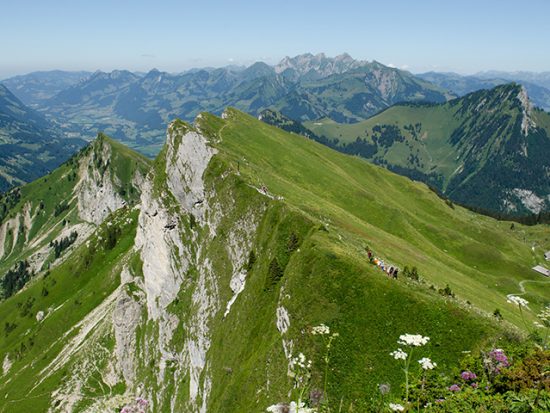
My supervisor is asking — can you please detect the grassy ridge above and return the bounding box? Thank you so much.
[304,85,550,213]
[203,109,549,326]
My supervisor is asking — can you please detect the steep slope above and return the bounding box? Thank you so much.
[417,71,550,111]
[1,71,92,108]
[0,84,85,191]
[306,83,550,213]
[32,54,451,153]
[0,110,548,412]
[0,133,150,292]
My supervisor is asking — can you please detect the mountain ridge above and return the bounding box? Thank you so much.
[303,83,550,213]
[0,109,548,411]
[2,54,451,154]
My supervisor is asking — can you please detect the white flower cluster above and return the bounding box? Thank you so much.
[390,348,408,360]
[507,295,529,307]
[389,403,405,411]
[266,401,317,413]
[537,305,550,326]
[290,353,312,370]
[418,357,437,370]
[311,324,330,335]
[398,333,430,347]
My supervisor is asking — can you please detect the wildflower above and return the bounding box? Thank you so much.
[136,397,148,407]
[507,295,529,307]
[460,371,477,381]
[489,349,509,367]
[418,357,436,370]
[378,383,391,395]
[390,348,408,360]
[389,403,405,411]
[537,305,550,326]
[311,324,330,335]
[448,384,461,392]
[398,334,430,347]
[435,398,445,403]
[471,382,478,389]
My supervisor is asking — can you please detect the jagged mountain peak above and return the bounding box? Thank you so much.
[274,52,365,77]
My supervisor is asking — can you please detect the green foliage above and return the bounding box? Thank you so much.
[1,261,32,298]
[53,201,69,217]
[265,258,284,290]
[245,250,256,272]
[50,231,78,259]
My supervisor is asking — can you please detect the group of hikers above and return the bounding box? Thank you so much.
[366,247,398,279]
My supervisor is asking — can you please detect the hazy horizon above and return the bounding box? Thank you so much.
[1,0,549,79]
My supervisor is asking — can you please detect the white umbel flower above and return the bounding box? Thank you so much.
[507,295,529,307]
[398,333,430,347]
[418,357,437,370]
[311,324,330,335]
[390,348,408,360]
[389,403,405,411]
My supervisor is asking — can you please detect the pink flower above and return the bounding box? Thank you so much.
[449,384,461,392]
[460,371,477,381]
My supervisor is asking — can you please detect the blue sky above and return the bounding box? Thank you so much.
[1,0,549,78]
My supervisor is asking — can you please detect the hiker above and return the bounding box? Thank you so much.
[388,267,394,277]
[393,269,398,279]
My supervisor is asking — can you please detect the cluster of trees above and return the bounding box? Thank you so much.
[371,124,405,147]
[53,201,70,217]
[0,188,21,223]
[50,231,78,259]
[1,260,32,298]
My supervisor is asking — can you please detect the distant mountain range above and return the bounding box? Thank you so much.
[418,71,550,110]
[297,83,550,214]
[1,70,91,108]
[1,54,451,154]
[0,84,85,191]
[2,54,550,214]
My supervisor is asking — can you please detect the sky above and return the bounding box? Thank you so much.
[1,0,549,78]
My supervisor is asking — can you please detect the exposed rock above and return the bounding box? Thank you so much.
[509,188,547,214]
[165,121,218,225]
[517,86,536,136]
[2,354,11,376]
[75,140,126,225]
[113,268,143,384]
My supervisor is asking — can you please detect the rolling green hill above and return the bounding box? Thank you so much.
[0,110,548,412]
[305,83,550,214]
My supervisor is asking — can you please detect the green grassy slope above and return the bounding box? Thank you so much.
[0,111,548,411]
[0,208,139,412]
[0,133,151,292]
[304,84,550,213]
[187,109,548,410]
[206,109,549,326]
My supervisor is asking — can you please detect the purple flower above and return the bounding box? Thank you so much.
[460,371,477,381]
[471,382,478,389]
[435,398,445,403]
[136,397,149,406]
[449,384,461,392]
[489,349,509,367]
